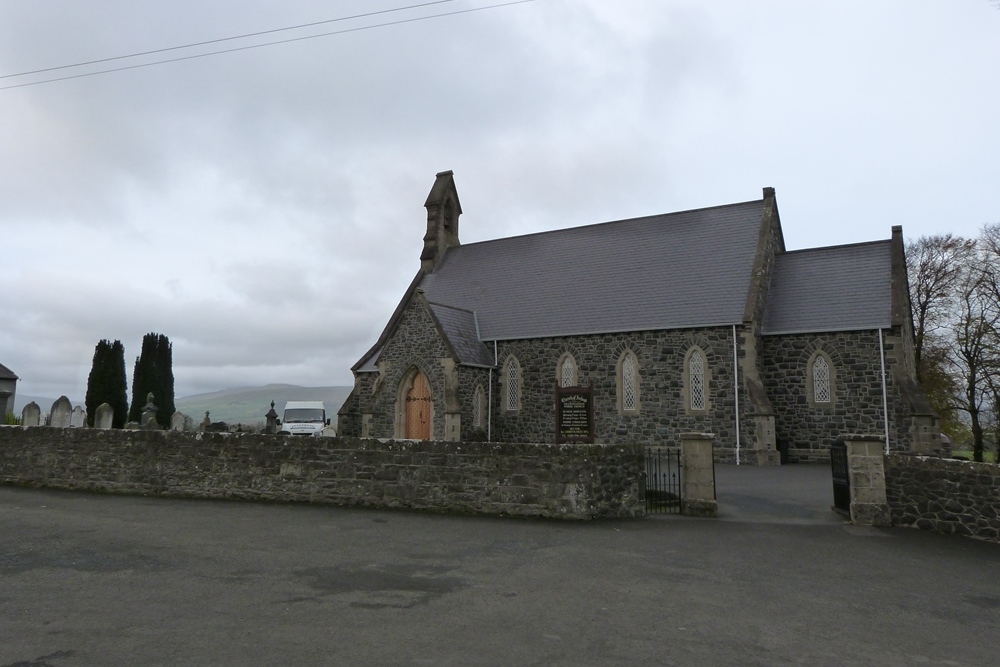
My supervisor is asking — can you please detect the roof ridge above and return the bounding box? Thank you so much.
[780,238,891,256]
[451,197,765,249]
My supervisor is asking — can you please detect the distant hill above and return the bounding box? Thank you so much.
[13,394,84,416]
[175,384,353,427]
[11,385,353,427]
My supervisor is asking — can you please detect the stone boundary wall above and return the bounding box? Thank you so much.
[0,427,644,520]
[885,454,1000,542]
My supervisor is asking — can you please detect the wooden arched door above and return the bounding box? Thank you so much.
[404,370,431,440]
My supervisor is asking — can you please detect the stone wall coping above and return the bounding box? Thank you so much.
[841,434,885,443]
[889,453,999,470]
[679,432,715,441]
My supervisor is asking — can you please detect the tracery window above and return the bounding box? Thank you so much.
[689,350,706,411]
[620,351,639,413]
[504,357,521,412]
[473,385,484,428]
[559,355,577,388]
[812,355,831,404]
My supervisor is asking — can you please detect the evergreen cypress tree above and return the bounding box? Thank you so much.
[109,340,129,429]
[129,332,175,427]
[128,335,154,423]
[85,340,111,426]
[85,339,130,428]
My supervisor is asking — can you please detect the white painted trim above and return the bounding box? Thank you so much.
[879,328,890,454]
[733,324,741,466]
[489,340,498,442]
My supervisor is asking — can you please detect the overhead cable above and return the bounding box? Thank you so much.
[1,0,536,91]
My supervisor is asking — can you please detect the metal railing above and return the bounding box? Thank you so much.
[645,447,682,514]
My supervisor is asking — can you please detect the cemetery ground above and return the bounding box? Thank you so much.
[2,467,999,667]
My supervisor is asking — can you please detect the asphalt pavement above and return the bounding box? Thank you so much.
[1,465,998,666]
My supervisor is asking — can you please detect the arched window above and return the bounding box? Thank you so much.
[812,355,831,404]
[618,350,639,414]
[689,349,706,411]
[473,385,485,428]
[558,354,577,388]
[504,357,521,412]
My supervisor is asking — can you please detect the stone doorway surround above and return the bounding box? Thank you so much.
[403,370,431,440]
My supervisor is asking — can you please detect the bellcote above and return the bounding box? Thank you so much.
[421,170,463,273]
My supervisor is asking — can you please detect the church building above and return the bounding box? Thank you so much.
[338,171,939,464]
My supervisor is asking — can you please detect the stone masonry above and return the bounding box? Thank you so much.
[885,454,1000,542]
[761,331,913,462]
[340,175,937,464]
[0,427,645,520]
[366,295,455,441]
[491,329,741,450]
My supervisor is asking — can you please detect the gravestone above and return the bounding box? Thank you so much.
[264,401,279,435]
[170,411,186,431]
[140,393,159,430]
[70,405,87,428]
[94,403,114,430]
[21,402,40,427]
[49,396,72,428]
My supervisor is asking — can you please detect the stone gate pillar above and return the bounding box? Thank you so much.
[679,432,718,517]
[844,434,890,526]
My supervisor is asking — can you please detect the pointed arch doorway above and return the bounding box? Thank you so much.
[403,370,432,440]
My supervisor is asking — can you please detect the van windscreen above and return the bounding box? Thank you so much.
[283,409,325,423]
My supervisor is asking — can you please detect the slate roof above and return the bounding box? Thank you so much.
[761,240,892,335]
[426,302,493,367]
[419,199,767,341]
[356,352,379,373]
[0,363,17,380]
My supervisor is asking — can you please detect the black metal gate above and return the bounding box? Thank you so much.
[645,447,683,514]
[830,440,850,514]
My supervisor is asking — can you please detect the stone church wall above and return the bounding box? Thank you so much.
[365,298,453,440]
[337,372,376,438]
[0,427,645,520]
[490,327,744,449]
[457,365,492,439]
[761,329,911,462]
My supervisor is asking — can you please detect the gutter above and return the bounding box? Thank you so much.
[733,324,741,466]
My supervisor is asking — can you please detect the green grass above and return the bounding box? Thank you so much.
[950,450,998,463]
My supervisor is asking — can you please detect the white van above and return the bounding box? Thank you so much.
[277,401,329,436]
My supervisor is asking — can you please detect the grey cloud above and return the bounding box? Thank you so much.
[2,0,998,402]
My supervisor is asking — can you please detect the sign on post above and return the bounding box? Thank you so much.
[555,382,594,444]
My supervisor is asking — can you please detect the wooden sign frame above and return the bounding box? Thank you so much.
[555,382,595,444]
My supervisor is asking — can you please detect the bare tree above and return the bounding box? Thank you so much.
[949,240,1000,462]
[906,235,976,381]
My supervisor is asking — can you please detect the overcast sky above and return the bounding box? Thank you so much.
[1,0,998,403]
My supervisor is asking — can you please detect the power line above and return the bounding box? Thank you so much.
[1,0,536,91]
[0,0,457,80]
